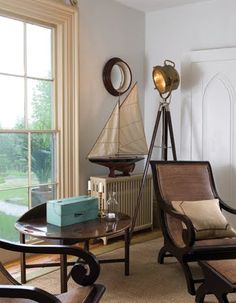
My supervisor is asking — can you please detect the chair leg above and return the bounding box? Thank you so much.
[215,293,229,303]
[158,246,168,264]
[196,289,229,303]
[195,283,207,303]
[180,261,196,295]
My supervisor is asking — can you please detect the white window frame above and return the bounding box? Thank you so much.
[0,0,79,196]
[0,0,79,263]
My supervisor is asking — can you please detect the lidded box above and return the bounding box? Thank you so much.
[46,195,98,226]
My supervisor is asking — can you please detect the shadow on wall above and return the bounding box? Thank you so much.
[180,56,204,159]
[181,58,203,91]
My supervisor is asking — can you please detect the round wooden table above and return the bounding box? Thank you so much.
[15,203,131,293]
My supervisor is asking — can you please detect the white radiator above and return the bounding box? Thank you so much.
[90,174,153,243]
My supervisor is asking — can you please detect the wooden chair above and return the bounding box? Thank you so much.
[0,239,105,302]
[150,160,236,295]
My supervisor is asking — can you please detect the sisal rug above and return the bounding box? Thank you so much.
[27,237,236,303]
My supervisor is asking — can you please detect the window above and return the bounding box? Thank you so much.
[0,16,56,241]
[0,0,79,248]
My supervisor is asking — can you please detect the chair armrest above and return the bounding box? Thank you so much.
[163,204,196,248]
[220,199,236,214]
[0,285,60,303]
[0,240,100,286]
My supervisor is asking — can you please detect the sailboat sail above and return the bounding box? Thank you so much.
[119,84,148,155]
[88,103,119,158]
[88,83,148,159]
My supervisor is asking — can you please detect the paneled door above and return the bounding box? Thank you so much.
[181,48,236,225]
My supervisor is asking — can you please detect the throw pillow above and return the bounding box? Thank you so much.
[171,199,236,240]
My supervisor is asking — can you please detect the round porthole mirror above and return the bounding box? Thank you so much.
[103,57,132,96]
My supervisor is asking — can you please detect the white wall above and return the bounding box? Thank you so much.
[145,0,236,160]
[79,0,145,193]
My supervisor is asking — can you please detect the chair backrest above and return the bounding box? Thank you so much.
[0,240,105,303]
[150,161,216,205]
[150,161,218,246]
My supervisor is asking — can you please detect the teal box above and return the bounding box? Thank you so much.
[46,195,98,226]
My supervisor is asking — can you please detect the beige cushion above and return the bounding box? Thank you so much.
[171,199,236,240]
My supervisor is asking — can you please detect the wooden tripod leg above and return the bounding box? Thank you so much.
[130,104,163,235]
[161,106,168,160]
[166,106,177,160]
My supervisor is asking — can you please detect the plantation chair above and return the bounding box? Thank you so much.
[150,160,236,295]
[0,239,105,302]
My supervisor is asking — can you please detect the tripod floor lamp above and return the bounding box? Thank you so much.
[131,60,180,235]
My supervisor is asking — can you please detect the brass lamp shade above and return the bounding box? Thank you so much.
[152,60,179,96]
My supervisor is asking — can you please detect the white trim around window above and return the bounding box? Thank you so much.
[0,0,80,198]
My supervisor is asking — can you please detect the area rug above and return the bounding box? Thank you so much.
[28,237,236,303]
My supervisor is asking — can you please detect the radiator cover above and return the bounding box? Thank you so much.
[90,174,153,242]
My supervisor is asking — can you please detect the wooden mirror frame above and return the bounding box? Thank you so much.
[102,57,132,96]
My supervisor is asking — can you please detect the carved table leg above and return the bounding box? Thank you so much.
[20,233,26,284]
[60,240,67,293]
[124,228,130,276]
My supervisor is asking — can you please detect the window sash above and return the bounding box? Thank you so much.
[0,0,79,263]
[0,0,79,198]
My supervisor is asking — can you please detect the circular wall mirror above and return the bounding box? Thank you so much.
[103,57,132,96]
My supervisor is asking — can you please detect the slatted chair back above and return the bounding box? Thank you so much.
[151,161,215,203]
[150,161,217,247]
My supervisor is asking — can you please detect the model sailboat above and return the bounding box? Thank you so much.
[88,83,148,177]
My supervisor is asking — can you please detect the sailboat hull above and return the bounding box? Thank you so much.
[89,157,144,178]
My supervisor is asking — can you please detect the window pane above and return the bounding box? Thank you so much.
[31,133,55,186]
[28,79,52,130]
[31,184,56,208]
[0,133,28,190]
[0,16,24,75]
[31,133,56,207]
[0,75,24,129]
[26,24,52,79]
[0,188,28,241]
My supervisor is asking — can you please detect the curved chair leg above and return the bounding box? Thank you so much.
[195,284,207,303]
[180,261,196,295]
[158,246,168,264]
[215,293,229,303]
